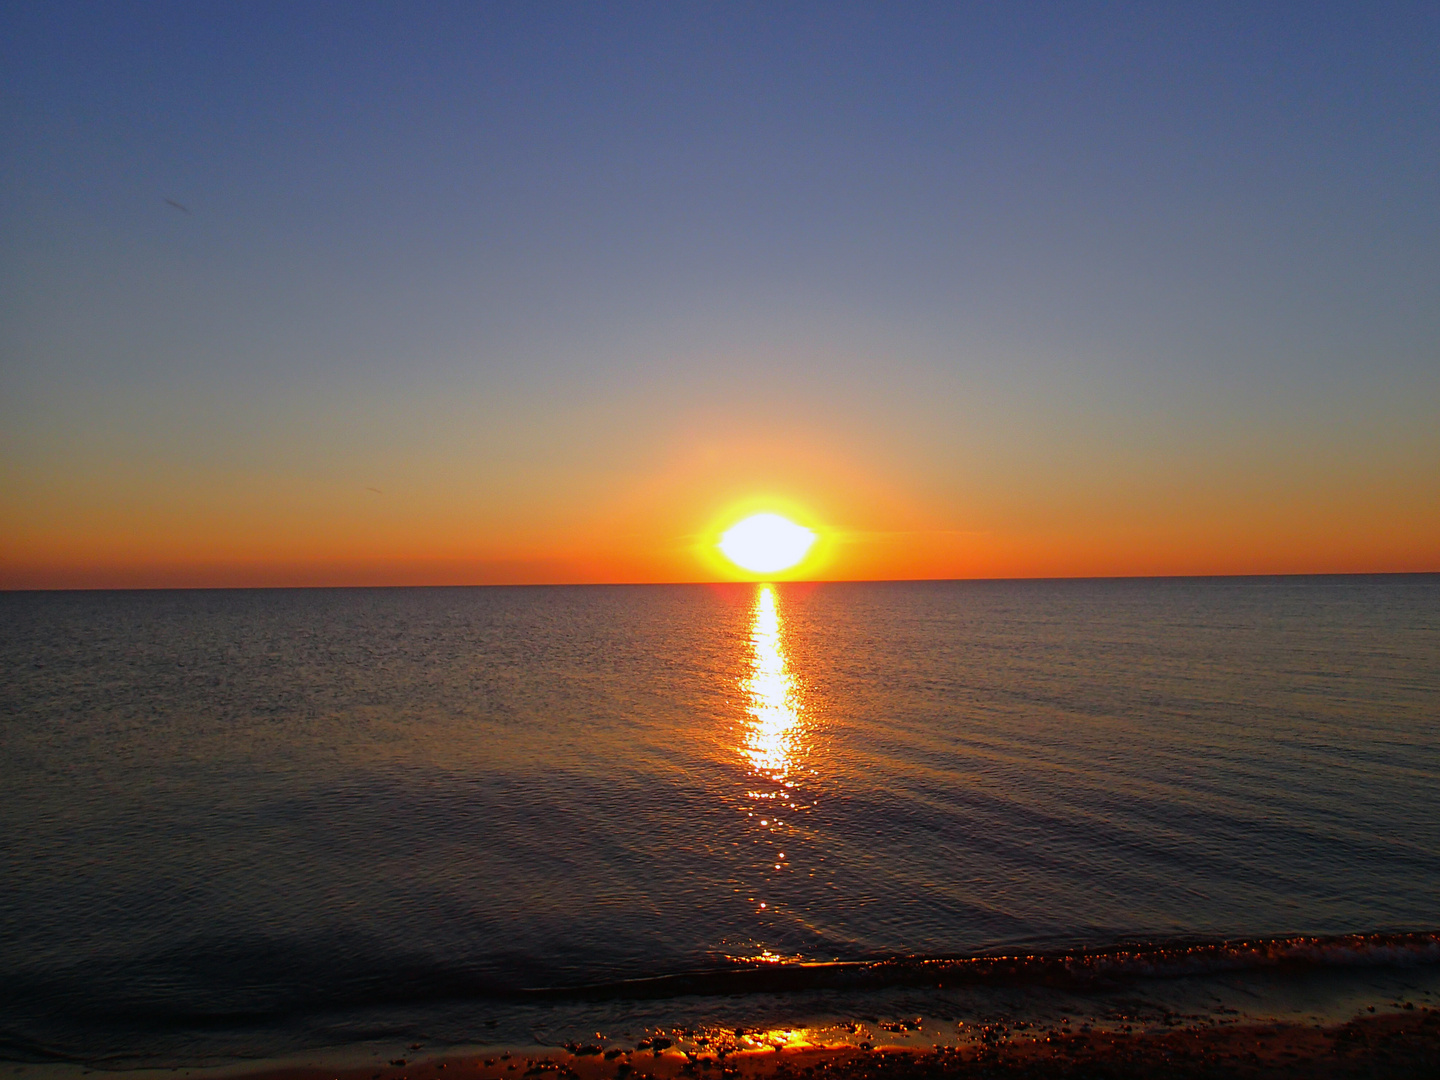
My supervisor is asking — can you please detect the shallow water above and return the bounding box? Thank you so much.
[2,576,1437,1064]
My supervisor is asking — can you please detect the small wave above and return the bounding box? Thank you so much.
[524,931,1440,1001]
[4,930,1436,1064]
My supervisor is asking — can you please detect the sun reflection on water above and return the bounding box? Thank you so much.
[734,583,810,956]
[741,586,800,781]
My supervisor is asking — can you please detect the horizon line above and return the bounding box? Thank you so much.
[3,569,1436,594]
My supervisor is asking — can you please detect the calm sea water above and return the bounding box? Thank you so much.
[2,577,1438,1065]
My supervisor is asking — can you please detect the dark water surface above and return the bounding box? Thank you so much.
[2,577,1438,1065]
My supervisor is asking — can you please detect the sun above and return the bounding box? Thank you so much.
[718,513,817,574]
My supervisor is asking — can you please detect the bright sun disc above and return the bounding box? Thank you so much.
[719,513,816,574]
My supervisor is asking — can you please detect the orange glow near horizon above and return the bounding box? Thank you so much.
[5,511,1439,589]
[2,424,1438,589]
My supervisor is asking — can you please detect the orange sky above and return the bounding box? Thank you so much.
[4,396,1436,588]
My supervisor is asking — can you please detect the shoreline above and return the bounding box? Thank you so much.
[18,1007,1439,1080]
[222,1010,1440,1080]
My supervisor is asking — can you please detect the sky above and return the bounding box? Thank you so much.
[2,1,1437,587]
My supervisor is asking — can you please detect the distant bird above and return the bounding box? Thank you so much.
[366,487,383,495]
[163,197,190,213]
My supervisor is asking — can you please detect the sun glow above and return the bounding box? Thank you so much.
[718,513,817,574]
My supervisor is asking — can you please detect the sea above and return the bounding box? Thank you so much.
[2,576,1439,1071]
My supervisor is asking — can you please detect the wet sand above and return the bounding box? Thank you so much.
[226,1008,1440,1080]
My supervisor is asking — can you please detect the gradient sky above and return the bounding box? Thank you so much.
[3,1,1437,587]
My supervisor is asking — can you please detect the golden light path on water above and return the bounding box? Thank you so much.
[742,585,800,781]
[738,584,806,964]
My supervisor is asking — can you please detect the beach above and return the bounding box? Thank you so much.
[372,1010,1440,1078]
[32,1004,1436,1080]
